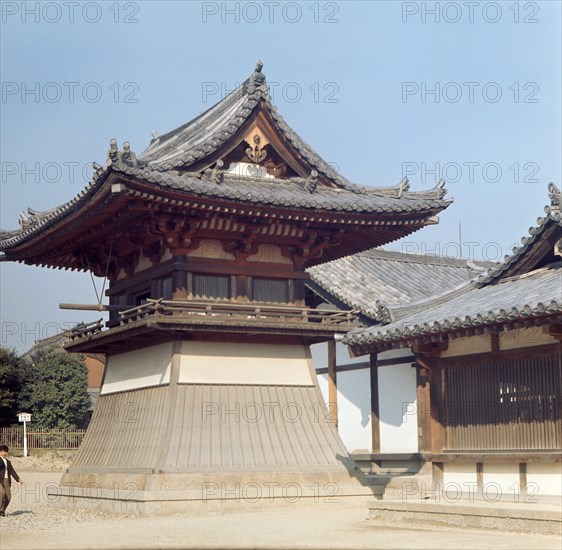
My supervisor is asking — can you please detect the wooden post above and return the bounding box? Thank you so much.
[415,345,446,491]
[476,462,484,494]
[519,462,527,495]
[370,353,381,453]
[414,347,445,454]
[429,365,445,453]
[327,340,338,429]
[416,359,432,454]
[547,329,562,439]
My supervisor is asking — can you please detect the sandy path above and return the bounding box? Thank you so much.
[1,472,560,550]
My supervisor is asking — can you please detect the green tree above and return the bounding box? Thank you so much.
[27,347,91,429]
[0,347,21,426]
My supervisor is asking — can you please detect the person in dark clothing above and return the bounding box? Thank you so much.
[0,445,24,516]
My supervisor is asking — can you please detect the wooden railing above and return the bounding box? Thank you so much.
[67,299,357,340]
[66,319,104,340]
[0,427,86,450]
[120,299,355,324]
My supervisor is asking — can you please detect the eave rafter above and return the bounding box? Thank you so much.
[348,309,562,357]
[119,176,437,227]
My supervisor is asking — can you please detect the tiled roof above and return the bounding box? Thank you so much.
[343,182,562,350]
[0,63,452,252]
[0,163,111,250]
[307,248,495,322]
[138,61,449,198]
[0,162,449,251]
[137,61,364,191]
[344,263,562,348]
[123,164,448,213]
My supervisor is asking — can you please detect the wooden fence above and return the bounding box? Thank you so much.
[0,428,86,450]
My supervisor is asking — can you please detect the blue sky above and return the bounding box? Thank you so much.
[1,0,561,351]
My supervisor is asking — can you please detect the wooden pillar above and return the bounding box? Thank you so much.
[429,365,445,453]
[416,361,432,453]
[327,339,338,429]
[519,462,527,495]
[476,462,484,493]
[414,345,447,462]
[547,326,562,437]
[369,353,381,453]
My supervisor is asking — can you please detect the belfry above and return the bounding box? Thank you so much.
[0,62,451,514]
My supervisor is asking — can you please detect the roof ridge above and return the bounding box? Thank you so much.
[476,182,561,287]
[309,246,497,270]
[389,280,475,320]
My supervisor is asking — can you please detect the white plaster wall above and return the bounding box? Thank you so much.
[378,363,418,453]
[135,251,152,273]
[527,463,562,496]
[499,327,558,350]
[443,463,477,497]
[101,342,172,394]
[483,462,520,495]
[441,334,490,357]
[188,239,235,260]
[316,372,329,403]
[247,243,292,264]
[310,341,368,367]
[310,342,327,370]
[336,368,372,453]
[336,342,369,365]
[179,342,314,386]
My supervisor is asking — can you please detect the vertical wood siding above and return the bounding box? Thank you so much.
[444,355,561,451]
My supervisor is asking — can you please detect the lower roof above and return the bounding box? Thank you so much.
[343,182,562,352]
[307,248,495,322]
[344,261,562,351]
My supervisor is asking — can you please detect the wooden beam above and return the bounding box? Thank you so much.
[546,324,562,341]
[491,331,499,353]
[369,353,381,454]
[413,341,448,358]
[440,343,561,368]
[327,339,338,429]
[429,452,562,463]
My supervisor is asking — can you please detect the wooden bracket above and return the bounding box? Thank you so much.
[412,341,448,358]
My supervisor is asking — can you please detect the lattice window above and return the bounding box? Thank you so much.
[252,278,289,303]
[161,276,173,300]
[443,355,561,451]
[193,274,230,300]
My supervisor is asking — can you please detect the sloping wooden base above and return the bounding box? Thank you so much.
[51,342,373,514]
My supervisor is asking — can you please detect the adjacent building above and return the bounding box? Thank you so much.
[338,183,562,498]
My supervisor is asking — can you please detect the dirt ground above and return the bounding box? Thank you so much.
[1,468,561,550]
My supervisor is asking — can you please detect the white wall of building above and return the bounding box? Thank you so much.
[336,368,372,453]
[316,371,329,403]
[378,355,418,453]
[101,342,172,394]
[311,342,372,453]
[527,463,562,496]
